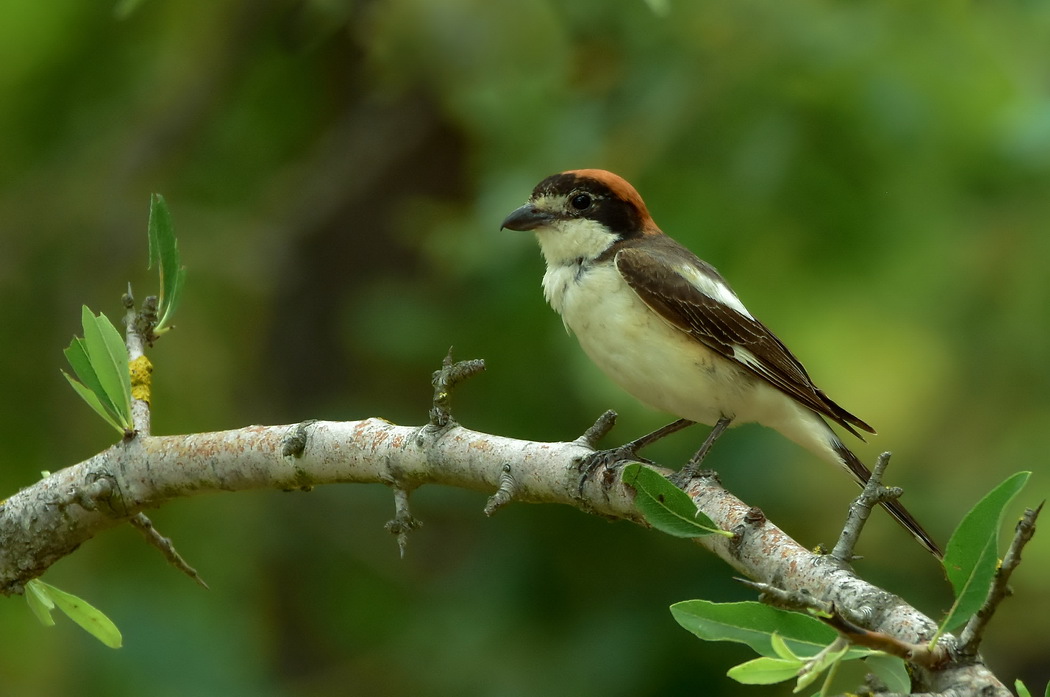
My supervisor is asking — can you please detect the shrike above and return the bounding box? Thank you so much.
[501,168,940,558]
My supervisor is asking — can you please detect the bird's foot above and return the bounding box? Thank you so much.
[576,445,655,495]
[573,416,695,495]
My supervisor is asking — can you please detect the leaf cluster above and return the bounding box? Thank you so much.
[628,465,1034,694]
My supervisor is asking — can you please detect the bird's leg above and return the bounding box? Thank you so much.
[671,416,733,486]
[577,418,696,493]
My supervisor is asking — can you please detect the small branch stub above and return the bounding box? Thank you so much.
[429,349,486,429]
[129,513,209,589]
[575,410,618,449]
[385,487,422,558]
[484,463,518,516]
[281,420,317,459]
[831,452,897,564]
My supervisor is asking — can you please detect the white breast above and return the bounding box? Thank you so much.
[542,260,755,427]
[540,255,845,469]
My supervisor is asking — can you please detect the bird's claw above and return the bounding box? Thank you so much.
[576,446,654,495]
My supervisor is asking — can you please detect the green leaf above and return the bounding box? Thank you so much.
[63,307,133,431]
[795,640,849,692]
[80,306,121,404]
[940,536,998,634]
[148,193,185,334]
[944,471,1030,590]
[77,306,132,429]
[940,471,1029,632]
[622,463,728,537]
[33,580,123,648]
[25,580,56,626]
[63,337,112,412]
[672,600,845,658]
[62,372,126,434]
[771,632,800,661]
[865,654,911,694]
[727,656,802,685]
[96,310,133,416]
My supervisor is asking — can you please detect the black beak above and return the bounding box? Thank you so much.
[500,203,555,231]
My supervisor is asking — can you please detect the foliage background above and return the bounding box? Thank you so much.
[1,1,1048,695]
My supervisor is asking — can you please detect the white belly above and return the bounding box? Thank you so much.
[542,260,843,467]
[544,262,755,426]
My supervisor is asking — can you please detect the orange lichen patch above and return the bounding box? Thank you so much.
[354,418,397,451]
[468,438,494,452]
[129,355,153,405]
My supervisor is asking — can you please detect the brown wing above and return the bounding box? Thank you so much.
[614,242,874,437]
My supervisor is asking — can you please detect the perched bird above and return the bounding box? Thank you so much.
[501,168,941,558]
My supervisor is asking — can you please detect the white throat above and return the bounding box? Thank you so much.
[533,218,618,268]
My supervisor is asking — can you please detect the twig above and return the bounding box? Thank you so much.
[428,348,486,429]
[831,452,900,564]
[574,410,618,449]
[128,513,209,589]
[957,502,1042,657]
[123,288,213,589]
[737,577,948,669]
[384,486,422,558]
[123,287,152,436]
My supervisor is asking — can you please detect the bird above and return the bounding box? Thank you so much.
[500,168,942,558]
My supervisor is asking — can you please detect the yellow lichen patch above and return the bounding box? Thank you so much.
[129,355,153,405]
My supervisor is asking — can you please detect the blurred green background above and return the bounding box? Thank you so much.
[1,0,1048,695]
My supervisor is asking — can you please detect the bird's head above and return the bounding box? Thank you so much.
[501,169,659,266]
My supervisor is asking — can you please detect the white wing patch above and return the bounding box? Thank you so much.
[674,263,754,319]
[732,345,771,378]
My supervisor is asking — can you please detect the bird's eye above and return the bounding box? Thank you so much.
[570,193,592,211]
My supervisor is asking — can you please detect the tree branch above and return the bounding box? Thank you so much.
[0,415,1012,695]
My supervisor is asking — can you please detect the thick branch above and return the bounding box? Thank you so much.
[0,418,1010,695]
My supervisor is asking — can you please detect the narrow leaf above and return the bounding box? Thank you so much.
[148,193,184,333]
[866,654,911,694]
[727,657,801,685]
[64,337,110,408]
[160,265,186,331]
[94,311,133,423]
[25,580,55,626]
[63,372,126,434]
[37,580,123,648]
[79,307,130,428]
[771,632,800,661]
[940,471,1029,631]
[622,463,726,537]
[944,471,1030,594]
[940,535,997,633]
[147,193,172,270]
